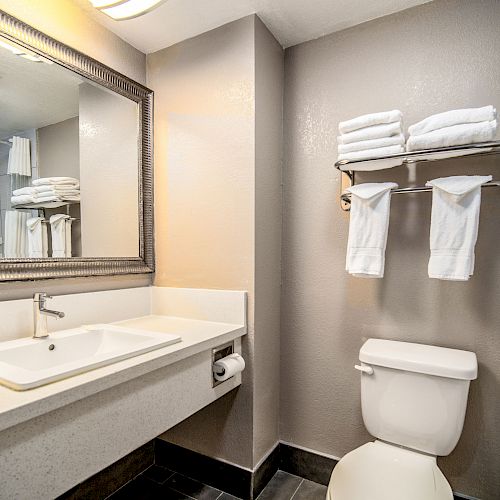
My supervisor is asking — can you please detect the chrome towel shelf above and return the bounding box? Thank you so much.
[340,181,500,206]
[336,140,500,211]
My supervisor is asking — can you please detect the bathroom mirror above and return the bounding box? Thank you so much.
[0,10,153,280]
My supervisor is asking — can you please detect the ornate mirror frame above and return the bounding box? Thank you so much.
[0,10,154,281]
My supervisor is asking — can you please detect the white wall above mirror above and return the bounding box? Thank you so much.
[0,10,153,280]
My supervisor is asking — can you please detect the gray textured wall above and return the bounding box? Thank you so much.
[254,16,283,464]
[38,117,80,180]
[281,0,500,498]
[148,16,256,469]
[148,15,283,469]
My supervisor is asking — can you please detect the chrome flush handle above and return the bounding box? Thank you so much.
[354,364,374,375]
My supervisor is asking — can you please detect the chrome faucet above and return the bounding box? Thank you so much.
[33,292,65,339]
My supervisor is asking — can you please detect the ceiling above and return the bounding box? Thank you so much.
[75,0,432,54]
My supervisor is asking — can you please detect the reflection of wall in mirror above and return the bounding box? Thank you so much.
[79,83,139,258]
[38,116,81,258]
[1,119,82,259]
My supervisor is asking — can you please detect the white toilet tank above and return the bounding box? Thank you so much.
[358,339,477,456]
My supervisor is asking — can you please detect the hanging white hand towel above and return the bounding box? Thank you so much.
[49,214,70,258]
[426,175,492,281]
[65,218,73,258]
[409,105,497,136]
[27,217,48,258]
[339,110,403,134]
[345,182,398,278]
[4,211,20,258]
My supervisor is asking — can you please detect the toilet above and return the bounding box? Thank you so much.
[327,338,477,500]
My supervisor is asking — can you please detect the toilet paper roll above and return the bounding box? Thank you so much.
[213,353,245,382]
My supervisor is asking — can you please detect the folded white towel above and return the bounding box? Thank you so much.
[10,194,36,206]
[11,193,81,205]
[339,110,402,134]
[426,175,491,281]
[345,182,398,278]
[338,134,405,154]
[338,144,405,162]
[407,120,497,151]
[13,185,80,196]
[32,177,80,188]
[27,217,48,258]
[409,106,497,136]
[12,187,36,196]
[35,185,80,194]
[338,121,403,145]
[49,214,71,258]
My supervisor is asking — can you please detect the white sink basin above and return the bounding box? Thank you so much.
[0,325,181,390]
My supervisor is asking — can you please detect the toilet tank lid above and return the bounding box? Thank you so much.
[359,339,478,380]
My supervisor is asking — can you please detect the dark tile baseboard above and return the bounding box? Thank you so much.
[153,440,331,499]
[58,440,154,500]
[279,442,336,486]
[58,438,478,500]
[155,439,253,499]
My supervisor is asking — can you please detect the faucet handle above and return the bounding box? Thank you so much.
[34,292,52,302]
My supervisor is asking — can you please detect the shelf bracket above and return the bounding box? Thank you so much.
[340,170,354,211]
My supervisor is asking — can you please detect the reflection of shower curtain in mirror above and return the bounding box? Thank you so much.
[3,211,28,258]
[7,136,32,192]
[2,137,32,257]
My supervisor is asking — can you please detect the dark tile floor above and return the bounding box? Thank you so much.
[108,467,327,500]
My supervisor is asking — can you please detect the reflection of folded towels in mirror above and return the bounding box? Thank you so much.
[26,217,48,258]
[11,177,81,206]
[32,177,80,188]
[11,193,81,206]
[13,186,80,196]
[49,214,72,258]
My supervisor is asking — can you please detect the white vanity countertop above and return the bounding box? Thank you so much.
[0,315,245,432]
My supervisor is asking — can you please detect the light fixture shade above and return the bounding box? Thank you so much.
[89,0,127,8]
[0,39,24,55]
[0,38,53,63]
[98,0,167,20]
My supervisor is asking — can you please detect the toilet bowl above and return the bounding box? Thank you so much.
[326,339,477,500]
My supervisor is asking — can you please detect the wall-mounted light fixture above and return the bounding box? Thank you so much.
[89,0,167,21]
[0,38,53,63]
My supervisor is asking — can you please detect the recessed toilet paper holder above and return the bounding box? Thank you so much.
[212,341,234,387]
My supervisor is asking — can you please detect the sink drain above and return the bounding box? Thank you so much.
[48,344,55,351]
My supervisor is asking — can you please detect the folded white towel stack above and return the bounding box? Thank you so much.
[27,217,48,258]
[11,177,80,206]
[407,106,497,151]
[345,182,398,278]
[426,175,491,281]
[337,110,405,170]
[49,214,72,258]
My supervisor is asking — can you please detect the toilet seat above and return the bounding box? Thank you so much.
[326,440,453,500]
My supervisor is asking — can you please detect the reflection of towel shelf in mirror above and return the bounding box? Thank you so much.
[336,140,500,211]
[12,201,80,210]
